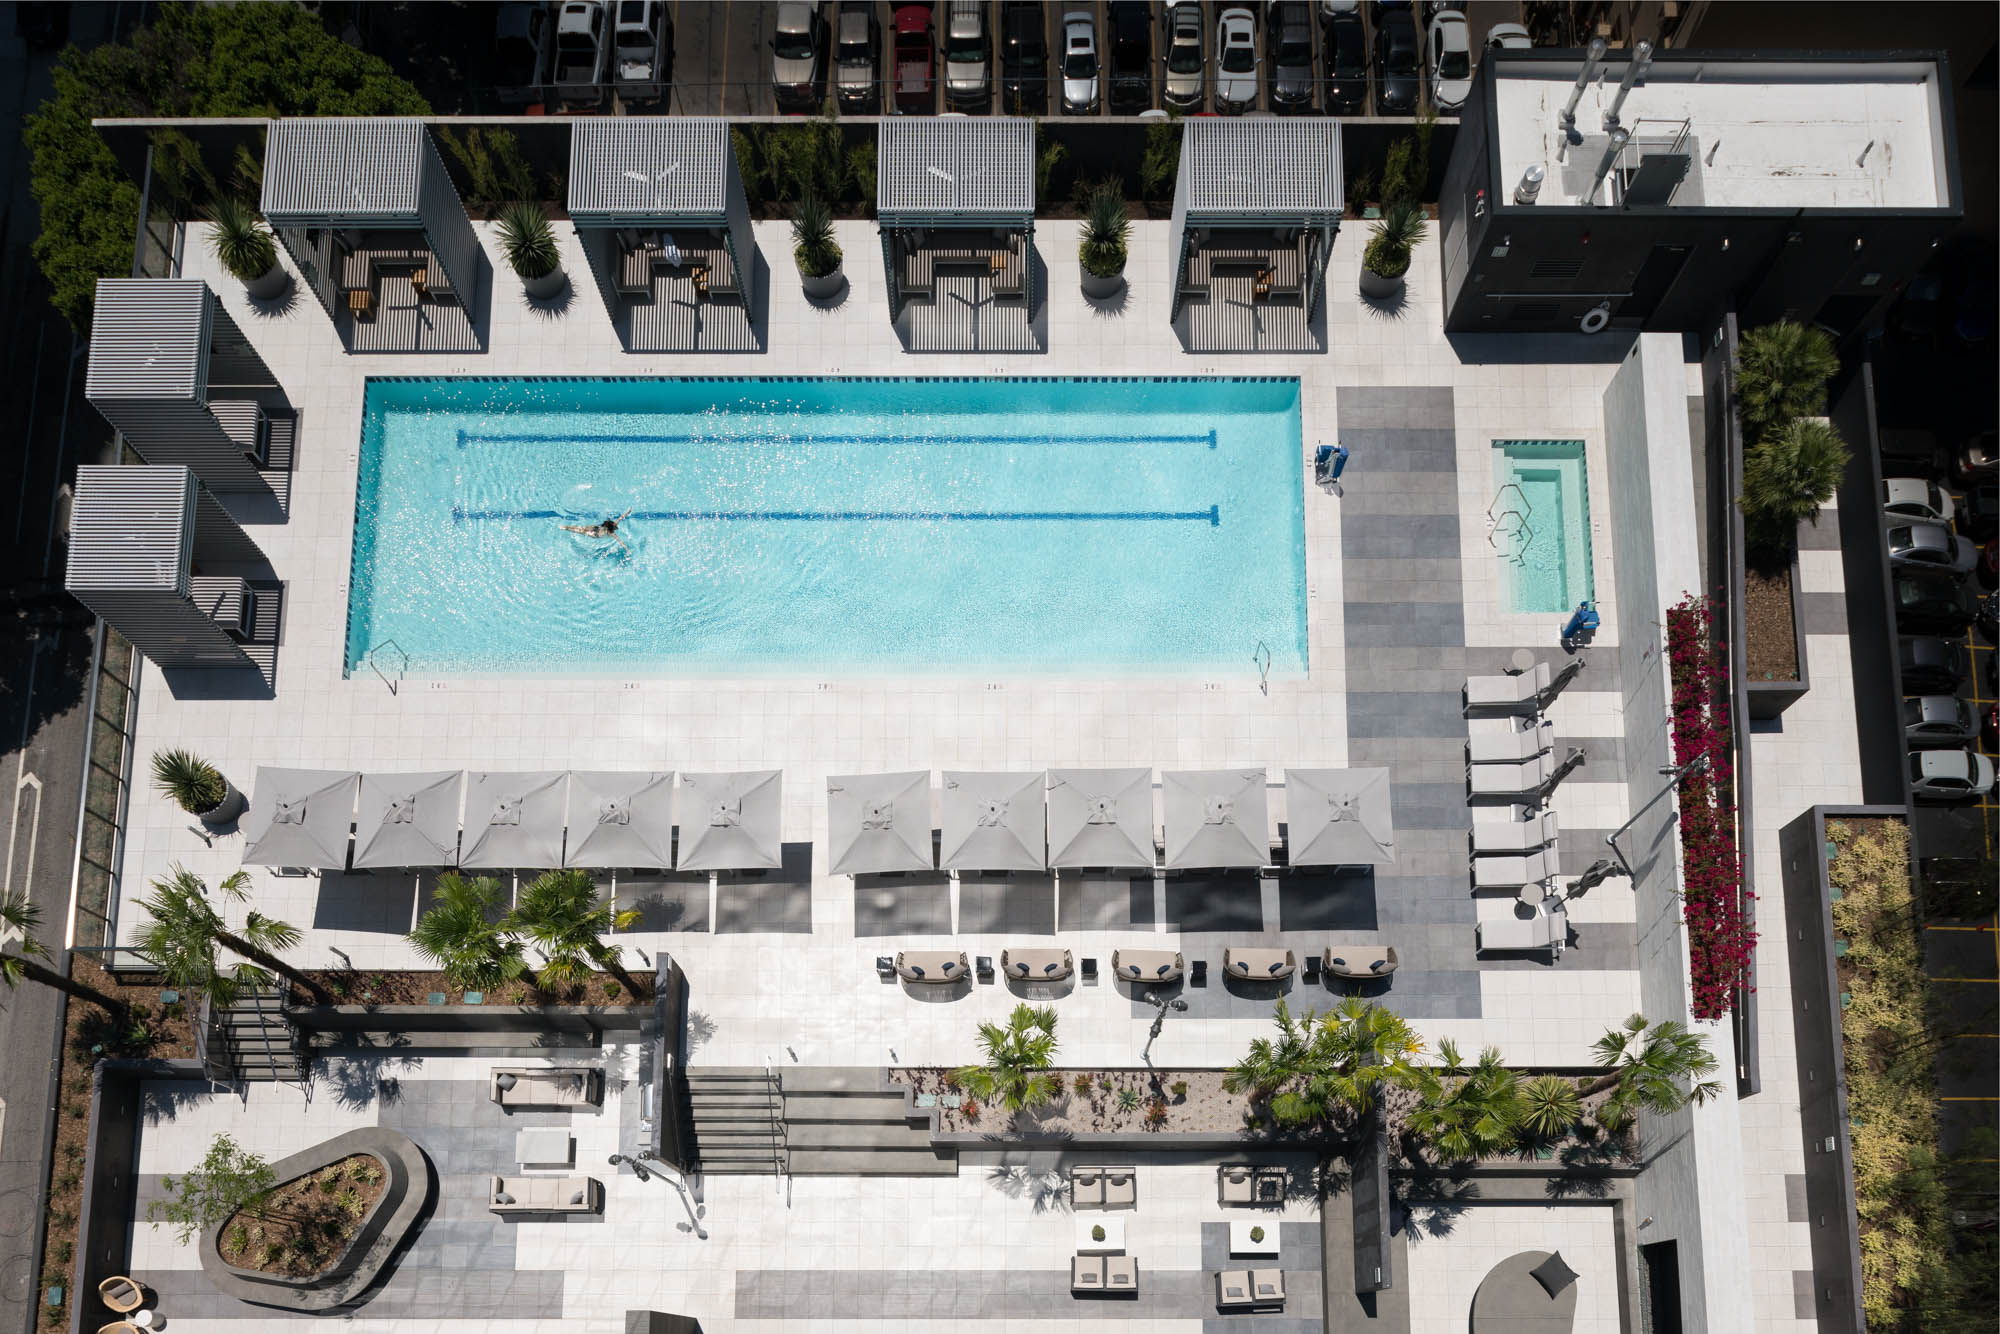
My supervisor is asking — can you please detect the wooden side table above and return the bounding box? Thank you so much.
[410,267,429,297]
[346,288,375,319]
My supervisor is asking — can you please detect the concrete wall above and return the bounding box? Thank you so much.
[1600,334,1753,1334]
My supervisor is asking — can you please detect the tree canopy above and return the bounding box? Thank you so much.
[26,2,428,329]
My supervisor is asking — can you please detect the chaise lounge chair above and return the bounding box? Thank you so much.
[1464,661,1551,715]
[1468,754,1559,798]
[1472,849,1557,891]
[1476,903,1569,959]
[1473,809,1558,853]
[1468,720,1555,763]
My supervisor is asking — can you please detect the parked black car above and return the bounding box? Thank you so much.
[1108,1,1153,113]
[1374,9,1420,115]
[1323,10,1368,115]
[1898,635,1967,694]
[1893,568,1979,632]
[1267,1,1316,112]
[1877,428,1943,475]
[1960,484,1999,541]
[1000,1,1048,113]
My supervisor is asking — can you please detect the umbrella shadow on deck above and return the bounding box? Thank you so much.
[957,873,1057,934]
[852,873,952,936]
[1275,868,1379,932]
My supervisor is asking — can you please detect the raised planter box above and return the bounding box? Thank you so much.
[197,1126,434,1312]
[1744,543,1811,720]
[290,1001,649,1053]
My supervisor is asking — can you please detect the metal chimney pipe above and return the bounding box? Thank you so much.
[1603,40,1654,131]
[1590,128,1630,204]
[1514,164,1545,205]
[1559,37,1609,130]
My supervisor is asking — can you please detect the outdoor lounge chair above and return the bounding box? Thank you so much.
[1216,1268,1286,1309]
[1468,754,1559,798]
[489,1174,602,1215]
[1472,809,1558,853]
[1476,904,1569,959]
[1112,948,1184,984]
[489,1067,603,1109]
[1002,947,1074,981]
[1071,1166,1106,1209]
[1104,1256,1139,1293]
[1472,849,1557,891]
[1324,946,1399,980]
[96,1278,144,1314]
[1071,1255,1106,1292]
[895,949,970,983]
[1468,721,1555,764]
[1102,1168,1137,1208]
[1464,661,1551,714]
[1218,1164,1256,1204]
[1224,947,1296,981]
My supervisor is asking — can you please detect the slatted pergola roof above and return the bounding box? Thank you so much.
[84,279,212,404]
[877,118,1034,221]
[66,465,194,595]
[261,117,435,222]
[568,117,733,223]
[1178,118,1345,219]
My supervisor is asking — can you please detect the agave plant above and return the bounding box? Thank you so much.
[1079,182,1130,279]
[152,749,226,815]
[1363,203,1428,280]
[791,191,842,279]
[495,200,560,280]
[208,198,277,281]
[1516,1073,1583,1139]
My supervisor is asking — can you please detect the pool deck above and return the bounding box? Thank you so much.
[96,218,1821,1332]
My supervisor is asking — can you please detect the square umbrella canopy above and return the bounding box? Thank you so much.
[564,771,675,869]
[827,771,933,876]
[1162,769,1270,870]
[1284,768,1397,866]
[353,771,464,869]
[940,771,1047,872]
[240,767,359,868]
[676,770,784,871]
[1045,768,1156,869]
[461,771,569,870]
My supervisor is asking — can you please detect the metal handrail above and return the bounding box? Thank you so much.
[365,639,408,695]
[765,1060,786,1186]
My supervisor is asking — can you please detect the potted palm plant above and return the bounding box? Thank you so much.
[1359,203,1427,301]
[209,198,291,301]
[1078,182,1129,300]
[496,200,566,300]
[792,191,845,300]
[152,749,245,826]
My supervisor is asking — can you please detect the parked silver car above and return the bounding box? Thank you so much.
[1061,10,1099,114]
[1887,521,1978,576]
[1904,695,1979,745]
[1162,2,1205,110]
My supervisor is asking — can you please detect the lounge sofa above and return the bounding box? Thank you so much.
[1323,946,1398,980]
[1002,947,1073,981]
[1219,1163,1289,1205]
[489,1174,602,1215]
[1216,1268,1286,1309]
[1072,1165,1136,1210]
[1112,948,1184,984]
[1224,947,1296,981]
[895,949,969,983]
[489,1067,603,1109]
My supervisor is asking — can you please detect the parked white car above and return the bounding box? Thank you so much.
[1427,9,1472,112]
[1882,477,1955,525]
[1215,7,1259,113]
[1484,21,1531,50]
[1908,748,1997,801]
[1887,521,1978,576]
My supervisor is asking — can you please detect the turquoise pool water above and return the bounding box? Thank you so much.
[346,377,1308,676]
[1492,440,1594,614]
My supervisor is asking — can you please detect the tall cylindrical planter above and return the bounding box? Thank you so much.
[801,262,846,301]
[1359,267,1404,301]
[196,778,247,827]
[1081,267,1125,300]
[521,267,567,300]
[244,263,292,301]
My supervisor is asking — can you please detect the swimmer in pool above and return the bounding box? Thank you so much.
[561,509,633,552]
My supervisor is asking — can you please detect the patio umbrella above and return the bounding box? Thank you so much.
[461,771,569,869]
[1045,768,1155,869]
[827,771,933,876]
[564,771,675,869]
[352,771,464,869]
[1284,768,1397,866]
[1162,769,1270,870]
[240,767,358,868]
[676,770,784,871]
[940,771,1047,872]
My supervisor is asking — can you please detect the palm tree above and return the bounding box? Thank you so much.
[1406,1040,1521,1161]
[0,890,129,1015]
[131,867,329,1005]
[1583,1014,1723,1132]
[1223,996,1424,1126]
[952,1003,1060,1114]
[406,873,525,992]
[1516,1073,1583,1139]
[1739,417,1850,552]
[505,869,644,997]
[1734,319,1839,443]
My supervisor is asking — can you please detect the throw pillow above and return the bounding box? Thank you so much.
[494,1190,516,1205]
[1529,1250,1579,1298]
[569,1189,587,1206]
[494,1073,518,1092]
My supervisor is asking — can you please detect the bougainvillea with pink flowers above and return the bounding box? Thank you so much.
[1666,592,1752,1019]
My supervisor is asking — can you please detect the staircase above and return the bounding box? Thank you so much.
[684,1067,955,1177]
[199,986,307,1084]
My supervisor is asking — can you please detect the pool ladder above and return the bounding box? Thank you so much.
[1487,484,1535,567]
[365,639,409,695]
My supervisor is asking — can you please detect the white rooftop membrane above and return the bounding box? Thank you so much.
[1495,61,1947,210]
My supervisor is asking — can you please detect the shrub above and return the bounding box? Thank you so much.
[791,192,842,279]
[1139,120,1181,201]
[1170,1079,1188,1099]
[1035,128,1069,204]
[1073,1073,1093,1095]
[1145,1100,1168,1126]
[150,749,225,814]
[494,202,560,281]
[1091,1224,1106,1242]
[1734,320,1839,444]
[960,1097,981,1122]
[207,197,276,280]
[1363,204,1427,280]
[1079,182,1130,279]
[1377,138,1414,209]
[1740,418,1850,553]
[1666,593,1750,1019]
[1249,1225,1265,1243]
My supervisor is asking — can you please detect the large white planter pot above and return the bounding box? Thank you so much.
[244,263,292,301]
[521,267,567,300]
[801,263,846,301]
[1358,267,1405,301]
[1080,268,1125,300]
[195,778,247,827]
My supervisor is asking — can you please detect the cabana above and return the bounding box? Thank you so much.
[1161,769,1270,871]
[84,279,292,498]
[1283,768,1397,866]
[827,771,933,876]
[676,770,784,872]
[63,465,278,678]
[241,768,359,869]
[352,771,464,869]
[1168,118,1342,353]
[1045,769,1155,870]
[939,771,1046,872]
[877,118,1038,353]
[261,117,485,353]
[567,117,759,353]
[461,772,569,870]
[564,771,675,869]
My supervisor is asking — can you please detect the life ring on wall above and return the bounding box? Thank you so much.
[1579,301,1613,335]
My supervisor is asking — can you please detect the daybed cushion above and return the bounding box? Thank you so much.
[1104,1255,1138,1291]
[1219,1165,1255,1204]
[1530,1250,1580,1297]
[1102,1168,1136,1208]
[1071,1255,1105,1291]
[1071,1167,1105,1209]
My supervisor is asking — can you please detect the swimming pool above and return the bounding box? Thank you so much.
[1491,440,1595,614]
[346,377,1308,676]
